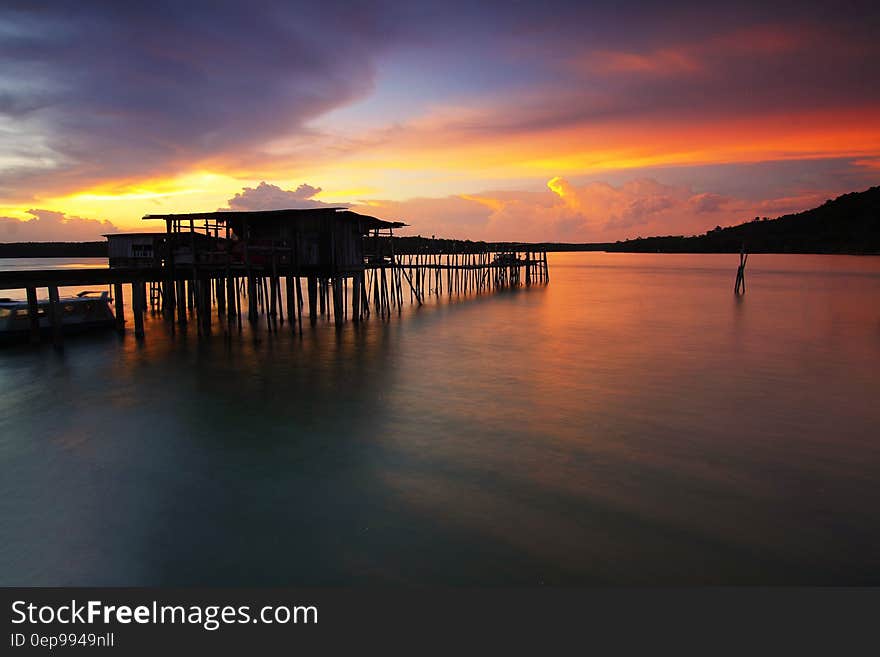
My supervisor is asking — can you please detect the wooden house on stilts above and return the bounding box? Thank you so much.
[0,205,549,345]
[142,207,406,330]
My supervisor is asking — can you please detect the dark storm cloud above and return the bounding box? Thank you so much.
[0,1,404,197]
[401,6,880,140]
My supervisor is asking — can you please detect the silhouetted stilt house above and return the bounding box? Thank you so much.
[142,207,406,329]
[0,206,548,345]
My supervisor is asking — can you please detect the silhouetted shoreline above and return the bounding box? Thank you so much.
[0,241,106,258]
[395,185,878,256]
[3,185,878,258]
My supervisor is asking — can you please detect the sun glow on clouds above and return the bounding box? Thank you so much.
[351,176,841,243]
[586,49,703,76]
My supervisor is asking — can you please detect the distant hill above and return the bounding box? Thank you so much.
[1,186,878,257]
[602,186,880,255]
[386,186,880,255]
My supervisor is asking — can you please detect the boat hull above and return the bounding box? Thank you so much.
[0,319,117,345]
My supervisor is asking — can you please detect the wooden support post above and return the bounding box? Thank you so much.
[132,282,145,338]
[226,276,237,319]
[162,280,173,320]
[47,286,62,347]
[286,276,295,331]
[263,277,272,330]
[176,280,187,325]
[164,223,176,321]
[140,281,148,317]
[332,277,344,327]
[217,276,226,316]
[235,278,243,331]
[373,268,381,312]
[307,276,318,323]
[361,272,370,317]
[200,277,212,335]
[113,283,125,332]
[734,248,747,295]
[276,276,284,324]
[295,276,304,334]
[343,277,348,317]
[247,276,258,323]
[400,267,423,306]
[352,272,361,323]
[269,275,278,323]
[194,278,204,337]
[26,287,40,344]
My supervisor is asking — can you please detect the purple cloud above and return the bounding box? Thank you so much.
[0,209,118,242]
[224,181,336,211]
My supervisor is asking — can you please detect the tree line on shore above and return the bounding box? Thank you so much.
[2,186,877,257]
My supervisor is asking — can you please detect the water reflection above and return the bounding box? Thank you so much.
[1,253,879,584]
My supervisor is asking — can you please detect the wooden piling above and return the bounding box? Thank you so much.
[734,248,748,295]
[113,283,125,332]
[26,287,40,344]
[307,276,318,323]
[295,276,304,333]
[226,275,237,320]
[217,276,226,316]
[285,276,295,332]
[47,286,62,347]
[132,282,145,338]
[200,277,211,335]
[332,277,344,327]
[176,280,187,325]
[352,272,362,322]
[247,276,258,323]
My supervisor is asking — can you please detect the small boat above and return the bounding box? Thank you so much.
[0,291,116,343]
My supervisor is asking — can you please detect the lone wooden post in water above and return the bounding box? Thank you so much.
[734,246,748,295]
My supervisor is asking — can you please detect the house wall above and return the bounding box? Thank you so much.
[107,236,161,268]
[244,216,365,272]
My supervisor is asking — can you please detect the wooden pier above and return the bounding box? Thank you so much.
[0,208,548,345]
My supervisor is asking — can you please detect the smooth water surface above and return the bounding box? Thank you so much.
[1,253,879,585]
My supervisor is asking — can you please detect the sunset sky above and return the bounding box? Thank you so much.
[1,0,878,242]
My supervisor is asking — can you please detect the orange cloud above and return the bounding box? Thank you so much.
[586,49,703,76]
[582,23,817,80]
[358,177,837,243]
[329,104,880,185]
[0,209,118,242]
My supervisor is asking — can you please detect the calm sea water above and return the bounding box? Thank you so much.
[1,253,879,585]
